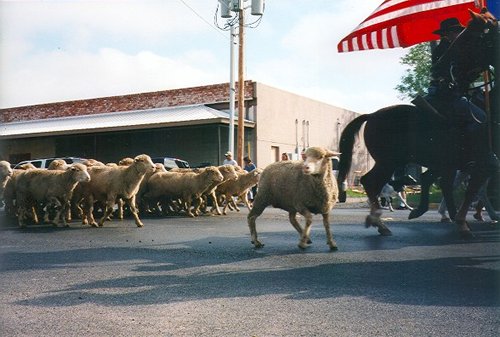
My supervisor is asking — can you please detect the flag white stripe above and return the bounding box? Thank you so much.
[390,25,400,47]
[381,28,389,48]
[371,31,379,49]
[361,34,369,50]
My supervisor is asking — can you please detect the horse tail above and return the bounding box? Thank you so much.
[337,114,370,201]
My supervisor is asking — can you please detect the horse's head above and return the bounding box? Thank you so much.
[445,8,498,91]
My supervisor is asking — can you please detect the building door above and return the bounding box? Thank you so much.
[271,146,279,162]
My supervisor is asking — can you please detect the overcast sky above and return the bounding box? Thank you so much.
[0,0,411,113]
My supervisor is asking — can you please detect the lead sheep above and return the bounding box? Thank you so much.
[15,164,91,227]
[247,147,339,250]
[80,154,155,227]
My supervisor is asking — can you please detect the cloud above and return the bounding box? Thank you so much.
[0,47,226,107]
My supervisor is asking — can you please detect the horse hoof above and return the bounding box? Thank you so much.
[459,230,474,240]
[408,209,425,219]
[365,215,379,228]
[378,227,392,236]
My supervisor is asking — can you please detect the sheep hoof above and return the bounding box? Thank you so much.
[298,242,309,250]
[328,240,338,251]
[90,222,99,228]
[252,240,264,248]
[136,222,144,228]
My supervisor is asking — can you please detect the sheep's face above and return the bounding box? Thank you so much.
[134,154,155,173]
[302,147,339,175]
[303,156,326,175]
[220,165,238,181]
[71,164,91,183]
[0,161,13,177]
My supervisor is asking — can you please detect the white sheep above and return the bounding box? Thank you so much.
[144,167,224,217]
[216,168,262,215]
[3,163,37,217]
[15,164,91,227]
[80,154,155,227]
[0,160,13,202]
[247,147,339,250]
[200,165,239,215]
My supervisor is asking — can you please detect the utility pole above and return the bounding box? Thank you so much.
[217,0,264,166]
[236,6,245,166]
[228,23,236,156]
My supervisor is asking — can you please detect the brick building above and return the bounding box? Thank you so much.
[0,81,370,177]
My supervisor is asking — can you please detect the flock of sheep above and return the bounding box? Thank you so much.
[0,147,340,250]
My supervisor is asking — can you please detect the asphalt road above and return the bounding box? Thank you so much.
[0,202,499,337]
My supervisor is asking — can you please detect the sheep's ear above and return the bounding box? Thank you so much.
[325,150,341,158]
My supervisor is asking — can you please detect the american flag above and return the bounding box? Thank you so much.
[337,0,480,53]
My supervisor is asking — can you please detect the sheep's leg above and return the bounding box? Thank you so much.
[116,198,124,220]
[191,196,202,216]
[209,192,222,215]
[126,196,144,227]
[232,196,241,212]
[222,194,231,215]
[82,196,98,227]
[98,198,115,227]
[247,198,267,248]
[298,210,314,249]
[185,196,195,217]
[241,192,252,209]
[322,212,337,251]
[288,212,311,243]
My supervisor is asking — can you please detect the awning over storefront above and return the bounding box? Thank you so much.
[0,104,254,139]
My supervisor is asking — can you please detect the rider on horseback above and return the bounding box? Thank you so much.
[417,16,492,167]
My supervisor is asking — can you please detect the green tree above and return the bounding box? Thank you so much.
[395,43,432,100]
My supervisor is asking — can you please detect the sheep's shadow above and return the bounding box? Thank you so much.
[4,220,499,309]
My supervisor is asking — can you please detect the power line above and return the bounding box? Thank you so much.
[177,0,229,40]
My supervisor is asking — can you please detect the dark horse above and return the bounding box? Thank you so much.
[337,9,499,238]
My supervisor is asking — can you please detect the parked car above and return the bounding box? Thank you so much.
[14,157,87,169]
[150,157,190,170]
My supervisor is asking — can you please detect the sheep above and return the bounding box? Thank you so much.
[215,168,262,215]
[201,165,239,215]
[15,164,91,227]
[47,159,68,170]
[3,163,37,217]
[0,160,13,201]
[144,166,224,217]
[80,154,155,227]
[247,147,339,250]
[136,163,168,215]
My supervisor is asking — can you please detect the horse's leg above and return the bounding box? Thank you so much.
[440,171,458,220]
[360,163,394,236]
[409,169,435,219]
[455,172,488,238]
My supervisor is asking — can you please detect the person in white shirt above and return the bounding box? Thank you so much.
[223,151,238,166]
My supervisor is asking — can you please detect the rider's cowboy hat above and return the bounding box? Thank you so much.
[433,17,465,35]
